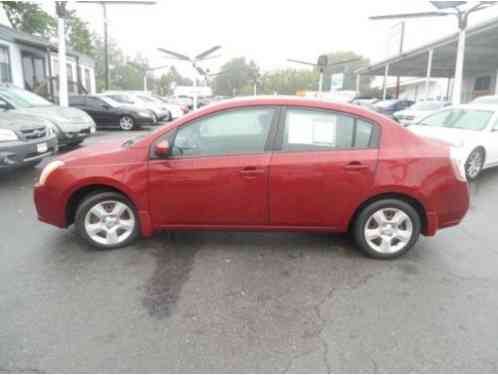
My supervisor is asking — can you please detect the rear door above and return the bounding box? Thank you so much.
[269,107,379,229]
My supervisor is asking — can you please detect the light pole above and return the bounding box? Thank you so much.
[55,2,68,106]
[76,1,156,91]
[369,1,497,105]
[158,46,221,110]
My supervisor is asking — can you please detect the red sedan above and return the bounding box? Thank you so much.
[34,97,470,259]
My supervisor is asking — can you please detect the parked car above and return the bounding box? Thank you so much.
[105,92,171,121]
[34,97,469,259]
[69,95,156,130]
[140,95,183,119]
[0,85,96,147]
[0,111,57,171]
[153,95,189,115]
[374,99,415,118]
[352,98,379,111]
[471,95,498,105]
[408,104,498,180]
[393,101,450,126]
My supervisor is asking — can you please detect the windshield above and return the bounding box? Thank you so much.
[473,96,498,105]
[0,87,53,108]
[418,108,494,131]
[410,102,447,111]
[98,96,121,108]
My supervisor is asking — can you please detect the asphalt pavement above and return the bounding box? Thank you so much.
[1,129,497,372]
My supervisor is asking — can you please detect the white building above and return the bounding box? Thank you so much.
[0,23,96,102]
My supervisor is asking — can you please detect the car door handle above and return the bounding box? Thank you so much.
[343,162,369,171]
[240,166,265,177]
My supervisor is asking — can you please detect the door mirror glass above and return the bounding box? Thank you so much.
[155,140,170,157]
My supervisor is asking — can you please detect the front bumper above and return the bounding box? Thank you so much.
[0,136,58,170]
[135,113,156,125]
[58,126,94,146]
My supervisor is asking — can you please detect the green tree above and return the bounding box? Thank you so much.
[65,10,94,56]
[158,66,193,95]
[2,1,56,38]
[260,69,319,95]
[3,2,93,55]
[212,57,259,96]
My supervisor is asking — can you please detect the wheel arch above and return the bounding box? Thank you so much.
[65,184,136,227]
[348,192,428,234]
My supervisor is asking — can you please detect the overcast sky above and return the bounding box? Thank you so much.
[6,1,498,79]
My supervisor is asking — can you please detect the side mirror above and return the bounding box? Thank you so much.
[155,140,170,157]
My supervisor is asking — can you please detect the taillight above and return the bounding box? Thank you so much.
[450,147,467,182]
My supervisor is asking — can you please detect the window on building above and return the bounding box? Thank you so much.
[0,45,12,83]
[84,68,92,92]
[474,76,491,91]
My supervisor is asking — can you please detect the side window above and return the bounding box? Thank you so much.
[171,107,275,157]
[282,109,376,152]
[87,97,104,108]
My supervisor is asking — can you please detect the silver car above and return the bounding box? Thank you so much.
[0,85,96,148]
[0,111,58,171]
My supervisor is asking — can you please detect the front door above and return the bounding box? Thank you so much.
[270,107,379,229]
[148,106,278,226]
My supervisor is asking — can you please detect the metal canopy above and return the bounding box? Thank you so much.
[357,16,498,78]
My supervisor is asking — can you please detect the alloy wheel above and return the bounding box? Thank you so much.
[364,207,414,255]
[84,200,136,246]
[465,149,483,180]
[120,116,134,131]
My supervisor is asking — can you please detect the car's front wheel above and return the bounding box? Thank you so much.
[119,115,135,131]
[353,199,421,259]
[465,148,484,181]
[75,192,140,249]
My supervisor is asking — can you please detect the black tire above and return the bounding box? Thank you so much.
[353,199,421,260]
[119,115,135,131]
[75,191,140,250]
[464,147,484,181]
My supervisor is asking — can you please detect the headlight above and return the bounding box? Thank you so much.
[0,129,19,142]
[39,160,64,186]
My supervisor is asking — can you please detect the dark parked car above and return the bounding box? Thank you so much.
[374,99,415,117]
[69,95,156,130]
[0,112,57,172]
[0,85,95,147]
[34,96,469,259]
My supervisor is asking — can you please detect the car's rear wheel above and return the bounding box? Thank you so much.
[465,148,484,181]
[75,192,140,249]
[119,115,135,131]
[353,199,421,259]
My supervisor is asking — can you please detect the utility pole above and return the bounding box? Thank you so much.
[76,1,156,91]
[55,2,68,106]
[102,2,109,91]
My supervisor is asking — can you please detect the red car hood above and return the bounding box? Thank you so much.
[59,139,145,166]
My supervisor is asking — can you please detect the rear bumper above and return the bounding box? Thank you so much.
[0,136,58,170]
